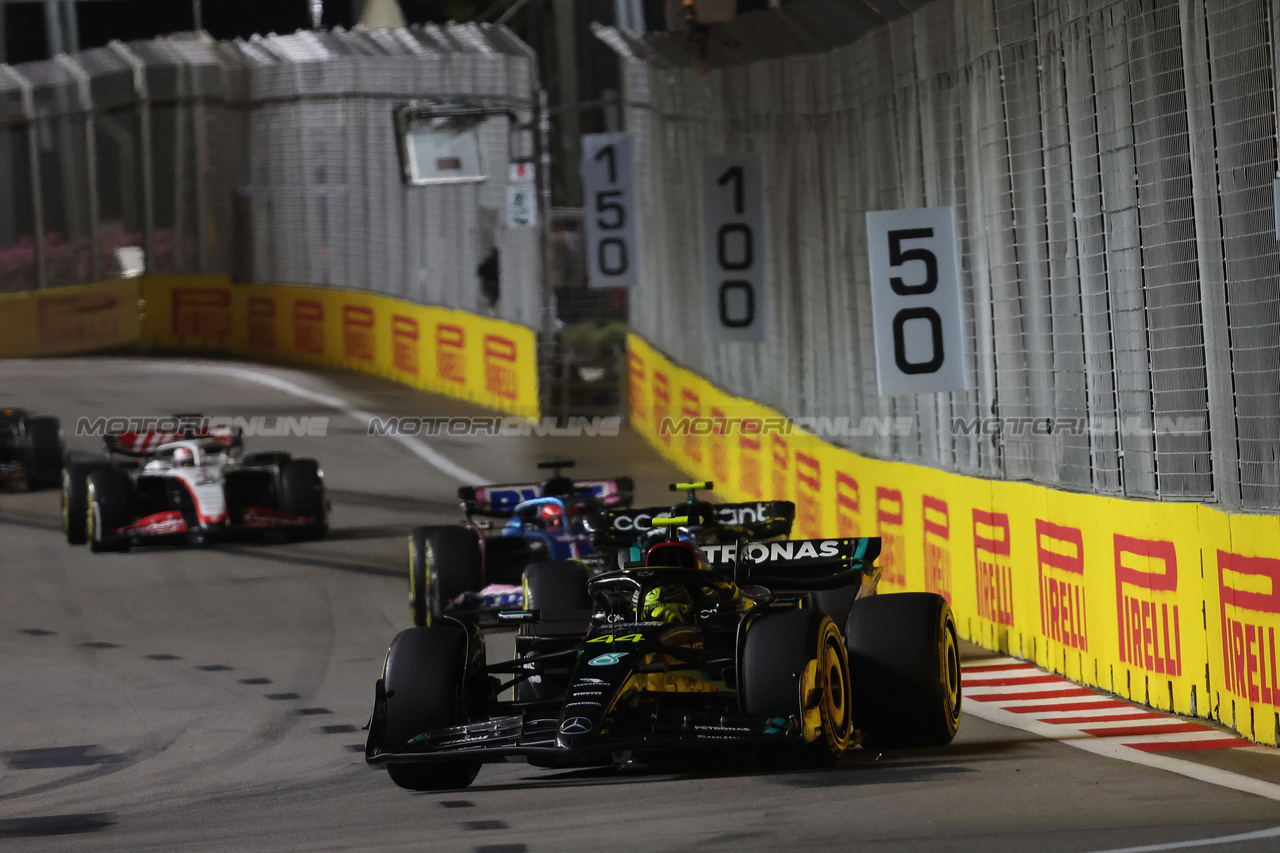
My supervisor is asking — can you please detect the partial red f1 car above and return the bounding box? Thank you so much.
[62,421,327,552]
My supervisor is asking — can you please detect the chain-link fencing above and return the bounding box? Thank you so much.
[604,0,1280,510]
[0,23,543,330]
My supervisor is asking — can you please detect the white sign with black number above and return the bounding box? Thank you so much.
[703,154,766,343]
[582,132,638,288]
[866,206,969,395]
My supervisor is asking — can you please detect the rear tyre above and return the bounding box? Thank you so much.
[240,451,292,468]
[806,586,858,630]
[86,468,134,553]
[380,626,481,790]
[409,526,482,627]
[742,609,853,763]
[278,458,326,539]
[22,416,64,489]
[62,461,109,545]
[845,593,961,748]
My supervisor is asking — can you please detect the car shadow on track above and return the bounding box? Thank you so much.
[219,545,399,579]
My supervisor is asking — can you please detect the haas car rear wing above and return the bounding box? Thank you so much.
[102,419,241,456]
[459,478,634,518]
[587,500,795,550]
[702,537,882,591]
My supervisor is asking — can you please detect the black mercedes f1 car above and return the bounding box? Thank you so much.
[365,516,962,790]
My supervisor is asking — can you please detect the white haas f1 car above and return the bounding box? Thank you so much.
[62,423,327,552]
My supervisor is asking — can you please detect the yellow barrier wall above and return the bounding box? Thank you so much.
[629,332,1280,745]
[0,279,141,358]
[0,276,540,419]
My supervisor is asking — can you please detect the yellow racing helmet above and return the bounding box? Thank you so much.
[642,584,693,623]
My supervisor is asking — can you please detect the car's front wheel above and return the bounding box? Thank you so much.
[86,468,134,553]
[377,626,482,791]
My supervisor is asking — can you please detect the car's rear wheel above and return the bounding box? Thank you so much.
[379,626,481,790]
[845,592,961,748]
[22,415,64,489]
[409,526,482,627]
[240,451,292,468]
[742,609,853,763]
[278,458,326,539]
[86,468,134,553]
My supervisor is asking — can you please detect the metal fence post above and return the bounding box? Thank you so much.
[55,53,100,283]
[2,65,45,289]
[109,41,154,276]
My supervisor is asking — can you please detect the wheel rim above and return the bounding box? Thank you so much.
[941,614,961,731]
[408,541,420,622]
[818,619,852,753]
[86,483,97,543]
[60,471,70,536]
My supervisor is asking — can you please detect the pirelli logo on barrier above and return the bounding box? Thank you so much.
[628,351,646,423]
[292,300,325,355]
[1037,520,1087,652]
[37,291,120,349]
[708,406,729,486]
[436,324,466,383]
[1114,535,1181,677]
[771,436,789,504]
[680,388,701,464]
[738,424,762,499]
[794,452,822,539]
[342,305,375,362]
[835,472,860,537]
[922,496,951,601]
[1218,551,1280,706]
[247,296,275,353]
[974,510,1014,626]
[391,315,419,376]
[652,372,671,445]
[483,334,518,400]
[172,288,231,339]
[876,488,906,587]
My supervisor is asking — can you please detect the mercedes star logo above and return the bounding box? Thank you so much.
[559,717,592,735]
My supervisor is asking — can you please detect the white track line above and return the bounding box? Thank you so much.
[963,659,1280,801]
[1082,824,1280,852]
[165,362,490,485]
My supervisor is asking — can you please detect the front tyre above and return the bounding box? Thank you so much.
[845,592,961,748]
[409,526,482,627]
[62,462,108,545]
[742,609,853,763]
[86,468,133,553]
[377,626,481,790]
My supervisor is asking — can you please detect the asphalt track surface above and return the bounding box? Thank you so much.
[4,357,1280,852]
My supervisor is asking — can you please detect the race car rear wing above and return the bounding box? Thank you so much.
[103,426,240,457]
[459,478,634,518]
[586,500,795,550]
[701,537,882,590]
